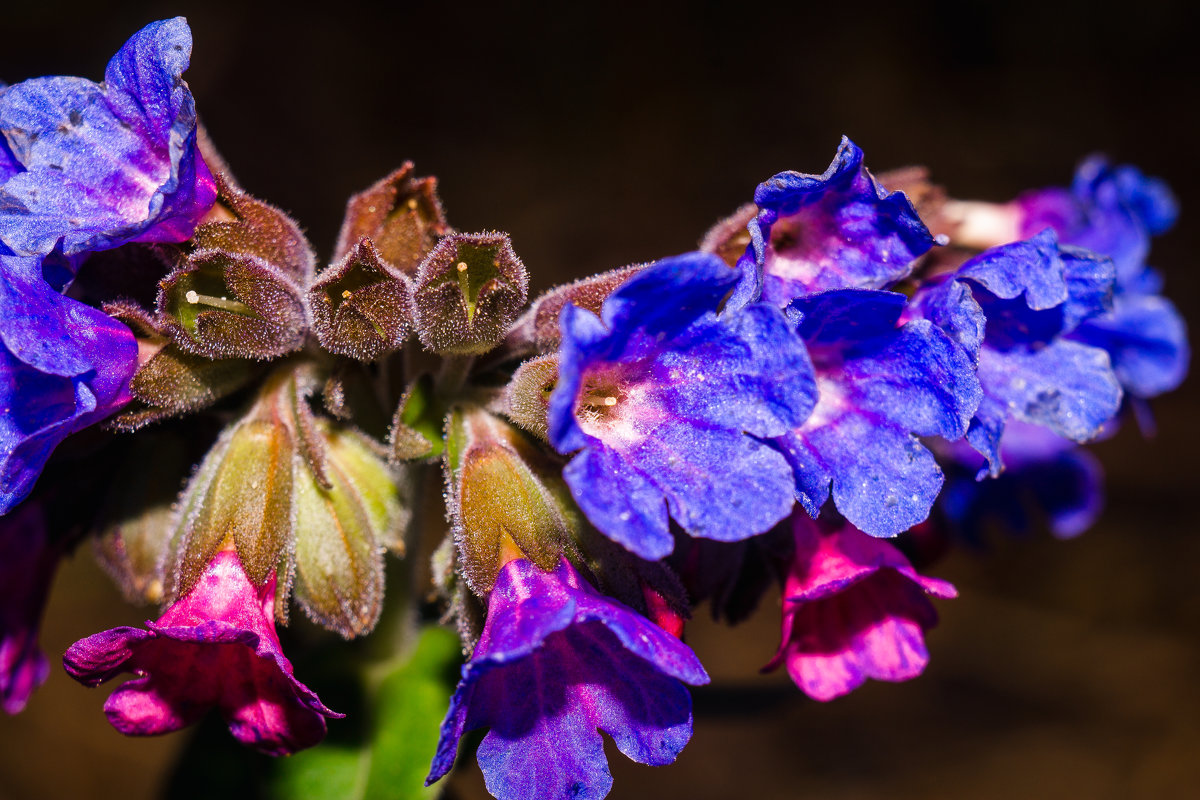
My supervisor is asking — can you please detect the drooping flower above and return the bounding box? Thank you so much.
[772,288,981,538]
[938,421,1104,543]
[739,136,937,307]
[427,557,709,800]
[63,548,340,756]
[0,253,137,513]
[549,251,816,560]
[0,501,59,714]
[913,229,1123,476]
[764,513,956,701]
[0,17,216,257]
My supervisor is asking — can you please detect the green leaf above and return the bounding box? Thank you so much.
[267,625,462,800]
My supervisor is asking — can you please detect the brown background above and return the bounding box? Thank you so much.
[2,1,1198,798]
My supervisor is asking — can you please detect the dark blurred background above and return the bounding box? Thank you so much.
[2,1,1198,798]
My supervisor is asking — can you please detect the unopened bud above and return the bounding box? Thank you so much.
[412,232,527,355]
[699,203,757,269]
[291,419,410,638]
[334,163,449,272]
[191,174,315,285]
[505,264,642,353]
[445,406,580,595]
[504,354,558,440]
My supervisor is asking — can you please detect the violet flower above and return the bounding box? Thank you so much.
[764,513,956,701]
[63,549,340,756]
[427,557,709,800]
[549,251,816,560]
[939,422,1104,543]
[0,17,216,257]
[772,288,981,538]
[739,136,936,308]
[0,253,137,513]
[0,501,59,714]
[914,229,1123,476]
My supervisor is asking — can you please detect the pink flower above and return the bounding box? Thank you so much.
[63,549,340,756]
[764,513,956,701]
[0,502,59,714]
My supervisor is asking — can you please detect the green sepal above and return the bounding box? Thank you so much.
[390,374,442,461]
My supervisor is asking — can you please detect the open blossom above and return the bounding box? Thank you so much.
[914,229,1122,476]
[740,136,937,307]
[0,17,216,256]
[939,421,1104,543]
[0,502,59,713]
[549,251,816,560]
[427,557,709,800]
[773,288,980,537]
[63,549,340,756]
[0,253,137,513]
[764,513,956,701]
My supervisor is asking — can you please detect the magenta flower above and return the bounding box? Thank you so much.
[63,549,340,756]
[0,501,59,714]
[764,513,956,701]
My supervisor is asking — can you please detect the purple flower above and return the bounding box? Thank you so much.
[426,557,709,800]
[914,230,1122,476]
[1017,159,1187,400]
[1018,156,1177,289]
[63,549,340,756]
[772,288,981,538]
[549,251,816,560]
[0,501,59,714]
[0,253,137,513]
[0,17,216,257]
[938,422,1104,543]
[764,513,956,701]
[740,137,936,308]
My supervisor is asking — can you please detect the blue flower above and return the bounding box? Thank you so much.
[772,289,981,538]
[739,137,936,308]
[0,254,137,513]
[548,251,816,560]
[1016,159,1187,400]
[0,17,216,257]
[426,557,709,800]
[938,422,1104,543]
[914,230,1123,477]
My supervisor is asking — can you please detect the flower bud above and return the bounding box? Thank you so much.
[445,406,579,595]
[699,203,756,269]
[412,232,527,355]
[291,419,410,638]
[309,238,414,361]
[333,163,449,272]
[505,264,642,354]
[503,353,558,440]
[192,174,315,285]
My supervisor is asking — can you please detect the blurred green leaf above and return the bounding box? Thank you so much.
[268,625,461,800]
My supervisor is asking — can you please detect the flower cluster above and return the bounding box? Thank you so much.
[0,19,1186,800]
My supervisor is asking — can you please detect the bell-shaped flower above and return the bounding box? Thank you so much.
[0,17,216,257]
[426,557,709,800]
[772,288,980,538]
[63,549,340,756]
[548,251,816,560]
[937,421,1104,543]
[913,230,1123,476]
[0,501,59,713]
[740,136,937,307]
[764,513,956,701]
[0,253,137,513]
